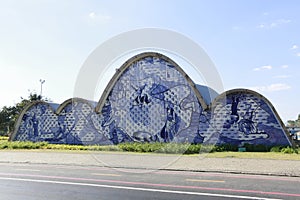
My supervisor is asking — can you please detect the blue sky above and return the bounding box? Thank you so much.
[0,0,299,122]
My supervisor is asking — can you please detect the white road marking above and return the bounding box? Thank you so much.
[0,176,281,200]
[186,179,225,183]
[91,173,121,177]
[15,169,40,172]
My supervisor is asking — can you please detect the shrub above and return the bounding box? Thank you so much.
[213,144,239,152]
[270,146,284,152]
[243,144,271,152]
[281,147,298,154]
[185,144,201,154]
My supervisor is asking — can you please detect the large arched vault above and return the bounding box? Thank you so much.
[95,52,208,143]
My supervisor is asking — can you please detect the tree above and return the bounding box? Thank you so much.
[287,114,300,127]
[0,92,48,136]
[0,106,15,136]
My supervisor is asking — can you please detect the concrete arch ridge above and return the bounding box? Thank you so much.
[56,97,97,114]
[96,52,208,113]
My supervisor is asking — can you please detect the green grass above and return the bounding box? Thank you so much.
[0,141,48,149]
[0,136,9,141]
[0,138,122,151]
[1,138,299,160]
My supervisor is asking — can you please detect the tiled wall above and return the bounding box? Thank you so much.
[11,54,292,147]
[203,91,291,146]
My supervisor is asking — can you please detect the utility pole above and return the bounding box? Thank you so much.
[39,79,45,97]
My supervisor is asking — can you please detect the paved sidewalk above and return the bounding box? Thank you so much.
[0,150,299,177]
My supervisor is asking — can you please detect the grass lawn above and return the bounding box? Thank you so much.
[1,136,300,160]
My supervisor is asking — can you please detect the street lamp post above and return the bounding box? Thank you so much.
[39,79,45,97]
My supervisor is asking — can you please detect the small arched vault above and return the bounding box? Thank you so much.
[205,89,293,146]
[11,52,294,147]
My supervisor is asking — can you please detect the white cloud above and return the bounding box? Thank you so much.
[250,83,291,92]
[89,12,96,19]
[297,52,300,57]
[257,19,291,29]
[254,65,289,71]
[278,19,291,24]
[273,75,290,79]
[88,12,111,23]
[267,83,291,91]
[232,26,241,31]
[262,65,272,70]
[257,24,265,29]
[253,65,272,71]
[263,12,269,16]
[291,45,298,50]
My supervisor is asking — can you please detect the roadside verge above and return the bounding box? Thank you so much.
[0,150,299,177]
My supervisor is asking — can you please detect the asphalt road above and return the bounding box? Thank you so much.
[0,162,299,200]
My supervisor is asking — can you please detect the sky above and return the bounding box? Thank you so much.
[0,0,299,122]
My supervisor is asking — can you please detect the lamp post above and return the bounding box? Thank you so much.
[39,79,45,97]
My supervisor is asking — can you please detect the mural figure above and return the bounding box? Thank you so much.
[160,103,180,142]
[52,115,66,142]
[32,114,39,138]
[101,100,132,144]
[223,96,239,129]
[238,103,257,135]
[129,84,151,126]
[231,96,240,122]
[211,92,288,146]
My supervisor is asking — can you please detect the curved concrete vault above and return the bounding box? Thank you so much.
[10,52,293,147]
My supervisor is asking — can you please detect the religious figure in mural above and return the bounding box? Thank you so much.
[223,96,240,129]
[238,103,257,135]
[100,100,132,144]
[215,94,270,144]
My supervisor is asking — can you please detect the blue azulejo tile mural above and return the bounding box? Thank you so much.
[202,90,292,146]
[10,52,293,147]
[99,55,204,144]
